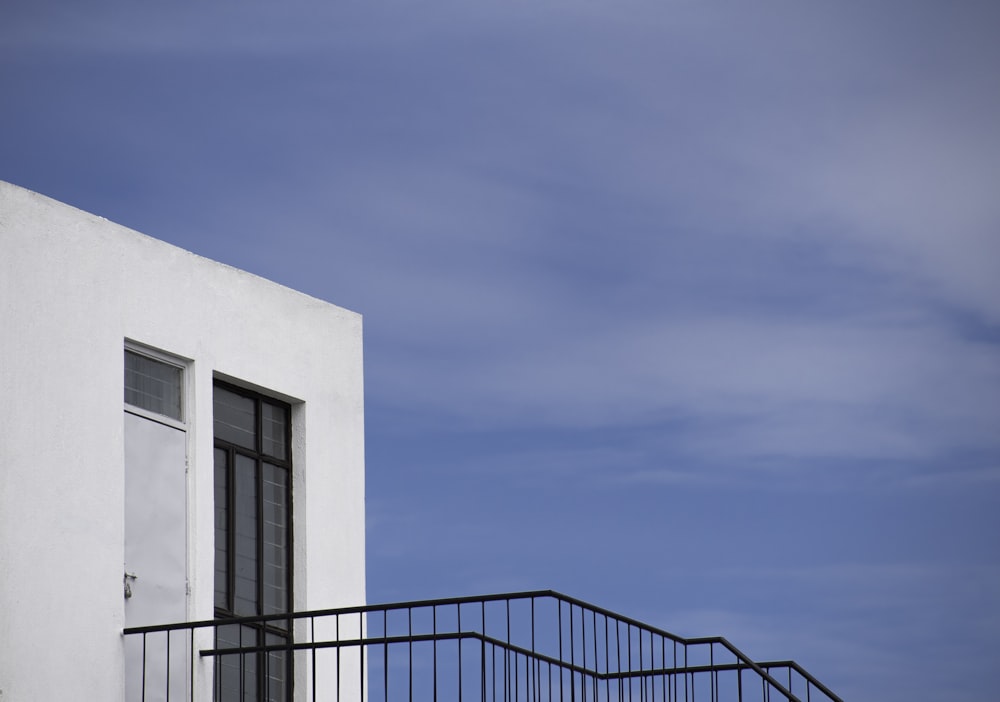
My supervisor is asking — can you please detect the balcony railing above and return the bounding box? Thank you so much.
[123,590,842,702]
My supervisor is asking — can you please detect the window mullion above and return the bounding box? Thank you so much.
[256,396,265,619]
[255,398,266,699]
[227,446,236,615]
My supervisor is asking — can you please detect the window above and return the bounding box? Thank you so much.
[214,382,292,701]
[124,348,183,422]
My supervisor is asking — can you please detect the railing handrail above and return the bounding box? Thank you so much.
[757,660,845,702]
[199,631,813,685]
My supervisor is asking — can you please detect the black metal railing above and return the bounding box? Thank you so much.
[123,590,842,702]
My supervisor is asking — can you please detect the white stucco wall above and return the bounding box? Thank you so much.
[0,181,366,700]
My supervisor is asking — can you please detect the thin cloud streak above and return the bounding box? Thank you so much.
[370,314,999,461]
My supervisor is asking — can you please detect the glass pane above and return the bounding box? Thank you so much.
[124,350,182,420]
[233,454,257,616]
[261,402,288,460]
[215,386,256,450]
[262,463,288,616]
[214,448,229,610]
[266,632,289,702]
[215,624,258,702]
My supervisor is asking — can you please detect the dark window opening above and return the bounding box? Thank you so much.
[214,382,292,701]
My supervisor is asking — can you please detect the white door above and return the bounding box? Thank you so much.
[124,411,189,700]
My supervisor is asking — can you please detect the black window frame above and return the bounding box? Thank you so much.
[214,380,293,701]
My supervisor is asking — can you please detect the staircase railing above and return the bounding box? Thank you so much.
[123,590,842,702]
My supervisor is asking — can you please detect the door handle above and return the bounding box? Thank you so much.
[124,571,138,599]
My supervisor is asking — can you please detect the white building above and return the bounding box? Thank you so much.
[0,181,366,700]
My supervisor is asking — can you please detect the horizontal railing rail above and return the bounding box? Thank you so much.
[123,590,842,702]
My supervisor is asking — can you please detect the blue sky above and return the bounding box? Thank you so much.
[3,1,999,700]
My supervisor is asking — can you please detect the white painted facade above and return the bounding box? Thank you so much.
[0,181,366,700]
